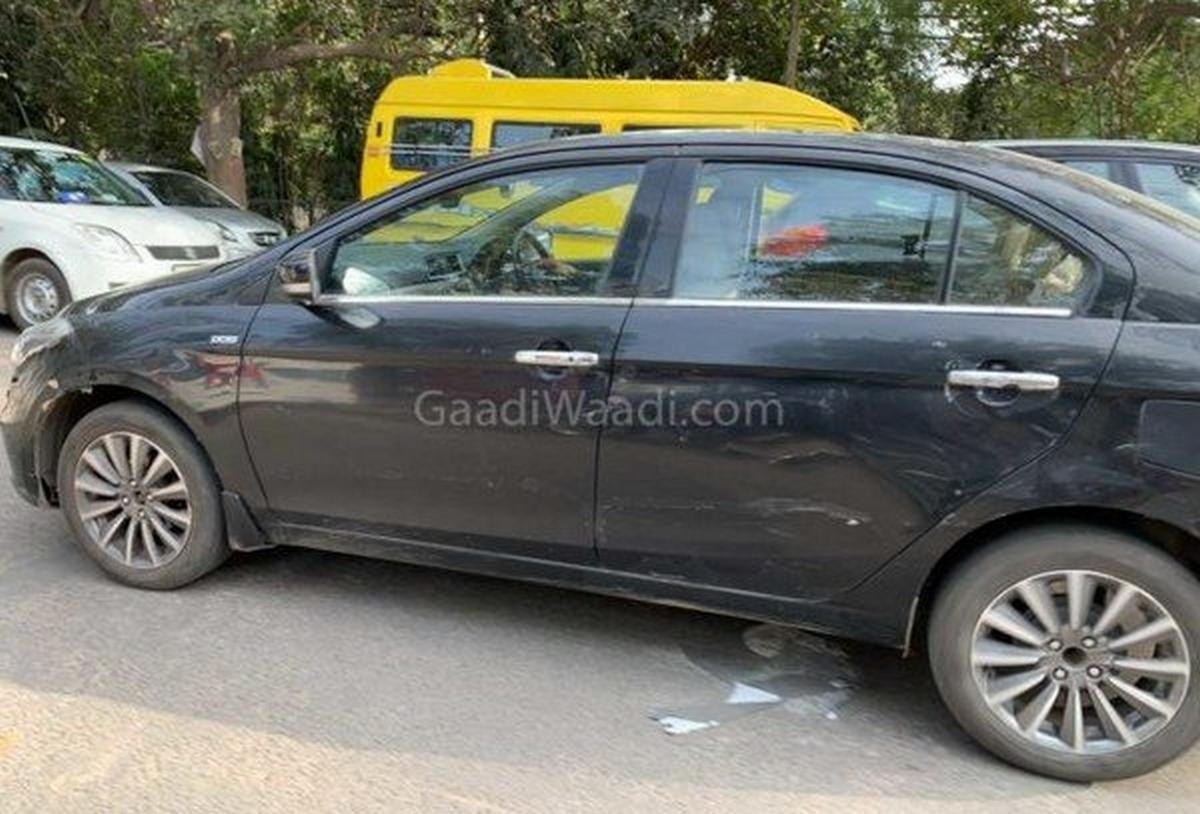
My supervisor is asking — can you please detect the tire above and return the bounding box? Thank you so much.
[57,400,229,589]
[5,257,71,329]
[929,524,1200,782]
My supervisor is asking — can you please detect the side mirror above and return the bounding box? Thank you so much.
[276,250,317,301]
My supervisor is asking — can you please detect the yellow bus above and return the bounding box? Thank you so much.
[360,58,859,198]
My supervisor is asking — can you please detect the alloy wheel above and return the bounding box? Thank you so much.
[971,569,1190,754]
[16,272,61,324]
[73,431,192,569]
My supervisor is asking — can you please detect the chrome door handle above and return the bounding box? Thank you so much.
[514,350,600,368]
[947,369,1060,392]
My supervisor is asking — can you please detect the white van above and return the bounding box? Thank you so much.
[0,136,232,328]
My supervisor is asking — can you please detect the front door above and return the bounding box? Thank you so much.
[240,158,664,561]
[596,157,1126,598]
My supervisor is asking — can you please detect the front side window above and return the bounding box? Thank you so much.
[0,148,148,206]
[950,196,1089,308]
[491,122,600,151]
[391,118,473,171]
[133,170,233,208]
[673,163,957,303]
[1133,161,1200,219]
[325,164,642,298]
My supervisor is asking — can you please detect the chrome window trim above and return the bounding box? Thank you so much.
[312,293,633,307]
[307,292,1071,316]
[637,298,1073,318]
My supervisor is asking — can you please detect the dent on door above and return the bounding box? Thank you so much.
[595,306,1121,600]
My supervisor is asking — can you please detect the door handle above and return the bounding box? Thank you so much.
[514,350,600,369]
[947,369,1060,392]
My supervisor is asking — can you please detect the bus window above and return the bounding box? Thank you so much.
[491,122,601,150]
[391,118,473,171]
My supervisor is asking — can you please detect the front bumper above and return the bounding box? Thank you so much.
[1,363,52,505]
[72,254,223,300]
[1,334,81,507]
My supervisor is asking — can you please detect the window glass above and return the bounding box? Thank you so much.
[673,163,956,303]
[1134,161,1200,219]
[950,196,1089,308]
[491,122,600,150]
[326,164,642,298]
[1061,160,1112,181]
[391,118,472,171]
[133,170,233,208]
[0,148,148,205]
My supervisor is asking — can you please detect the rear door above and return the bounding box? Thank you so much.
[595,152,1130,599]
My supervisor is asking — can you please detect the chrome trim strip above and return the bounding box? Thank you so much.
[312,294,633,306]
[634,298,1073,318]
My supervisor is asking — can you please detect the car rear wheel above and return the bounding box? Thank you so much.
[6,257,71,329]
[57,400,229,589]
[928,525,1200,781]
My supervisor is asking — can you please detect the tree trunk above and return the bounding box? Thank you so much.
[198,84,247,206]
[782,0,803,87]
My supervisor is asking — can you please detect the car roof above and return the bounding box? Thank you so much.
[479,129,1132,197]
[492,129,1047,171]
[105,161,189,174]
[981,138,1200,160]
[0,135,83,154]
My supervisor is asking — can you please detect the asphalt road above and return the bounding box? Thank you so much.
[0,320,1197,812]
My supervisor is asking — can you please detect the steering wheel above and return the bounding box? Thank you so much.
[505,228,553,289]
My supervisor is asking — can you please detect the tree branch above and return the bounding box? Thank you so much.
[240,40,433,77]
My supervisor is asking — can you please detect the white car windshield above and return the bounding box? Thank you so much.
[133,170,234,208]
[0,148,150,206]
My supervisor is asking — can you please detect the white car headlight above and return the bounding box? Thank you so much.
[201,219,239,244]
[74,224,139,261]
[10,313,73,367]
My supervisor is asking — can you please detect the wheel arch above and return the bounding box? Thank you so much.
[908,506,1200,654]
[35,379,215,504]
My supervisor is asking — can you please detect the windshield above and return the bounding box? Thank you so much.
[134,170,236,208]
[0,148,149,205]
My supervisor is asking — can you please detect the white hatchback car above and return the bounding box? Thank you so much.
[0,136,228,328]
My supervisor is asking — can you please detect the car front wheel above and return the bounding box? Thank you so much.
[6,256,71,329]
[929,525,1200,781]
[57,400,229,589]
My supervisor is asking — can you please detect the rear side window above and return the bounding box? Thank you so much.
[671,162,1093,310]
[673,163,956,303]
[391,118,472,171]
[949,196,1089,308]
[1061,160,1113,181]
[1133,161,1200,218]
[491,122,600,150]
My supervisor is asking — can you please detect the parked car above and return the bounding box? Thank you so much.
[986,139,1200,219]
[105,162,286,258]
[8,131,1200,782]
[0,136,229,328]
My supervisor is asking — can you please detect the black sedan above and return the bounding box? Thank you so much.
[5,131,1200,782]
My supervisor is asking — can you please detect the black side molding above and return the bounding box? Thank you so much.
[221,491,274,552]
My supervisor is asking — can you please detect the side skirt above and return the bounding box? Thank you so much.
[268,521,906,648]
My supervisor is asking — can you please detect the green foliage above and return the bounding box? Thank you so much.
[1,0,1197,229]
